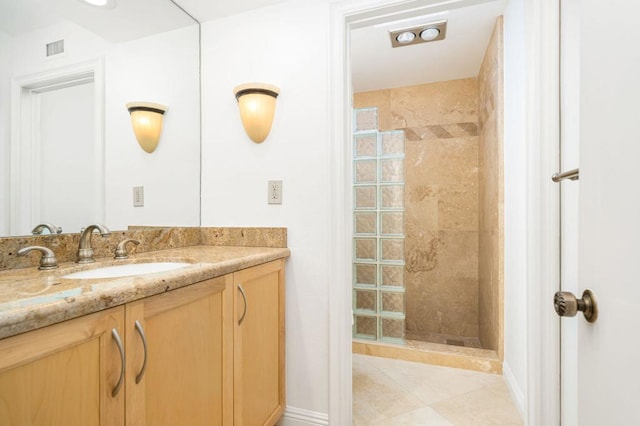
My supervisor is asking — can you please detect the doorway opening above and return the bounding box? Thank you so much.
[349,0,505,372]
[9,60,104,236]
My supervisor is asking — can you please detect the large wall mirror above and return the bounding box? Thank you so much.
[0,0,201,237]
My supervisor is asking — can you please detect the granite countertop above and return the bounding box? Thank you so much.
[0,245,290,340]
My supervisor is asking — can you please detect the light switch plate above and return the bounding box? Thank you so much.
[133,186,144,207]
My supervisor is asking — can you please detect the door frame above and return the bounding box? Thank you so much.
[9,59,105,235]
[327,0,561,424]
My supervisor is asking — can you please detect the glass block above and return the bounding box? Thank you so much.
[381,318,405,339]
[354,159,376,184]
[355,238,377,261]
[355,212,377,235]
[380,238,404,262]
[354,263,377,286]
[355,289,377,312]
[354,108,378,132]
[380,158,404,183]
[355,315,378,338]
[381,131,405,156]
[381,265,404,288]
[380,185,404,209]
[354,133,377,157]
[354,186,376,209]
[380,212,403,235]
[381,291,404,314]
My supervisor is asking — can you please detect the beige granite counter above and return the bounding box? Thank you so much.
[0,245,290,340]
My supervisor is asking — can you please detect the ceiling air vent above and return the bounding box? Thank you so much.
[46,40,65,57]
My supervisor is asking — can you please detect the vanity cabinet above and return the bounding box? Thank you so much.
[233,259,286,426]
[0,259,285,426]
[125,275,233,426]
[0,306,126,426]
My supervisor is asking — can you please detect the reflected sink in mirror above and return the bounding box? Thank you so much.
[63,262,192,279]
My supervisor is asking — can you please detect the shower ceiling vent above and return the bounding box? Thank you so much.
[389,20,447,48]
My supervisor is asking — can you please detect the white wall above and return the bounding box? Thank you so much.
[200,0,332,418]
[502,0,527,416]
[104,25,200,230]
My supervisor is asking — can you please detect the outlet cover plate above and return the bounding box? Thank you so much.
[268,180,282,205]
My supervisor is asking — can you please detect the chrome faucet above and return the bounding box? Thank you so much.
[17,246,58,270]
[32,223,62,235]
[77,224,111,264]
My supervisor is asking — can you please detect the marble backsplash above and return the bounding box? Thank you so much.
[0,227,287,271]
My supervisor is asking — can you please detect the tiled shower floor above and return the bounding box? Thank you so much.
[353,353,523,425]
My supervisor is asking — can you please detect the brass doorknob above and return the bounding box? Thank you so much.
[553,289,598,323]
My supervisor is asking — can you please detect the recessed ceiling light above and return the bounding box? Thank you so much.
[420,28,440,41]
[389,20,447,48]
[395,31,416,44]
[80,0,116,9]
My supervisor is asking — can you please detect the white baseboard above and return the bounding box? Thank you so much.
[277,406,329,426]
[503,361,526,419]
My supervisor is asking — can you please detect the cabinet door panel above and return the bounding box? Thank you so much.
[234,260,285,426]
[0,307,125,426]
[126,276,233,426]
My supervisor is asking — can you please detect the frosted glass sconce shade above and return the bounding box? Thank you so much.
[126,102,167,153]
[233,83,279,143]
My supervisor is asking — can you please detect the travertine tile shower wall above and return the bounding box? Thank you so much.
[478,17,504,354]
[355,78,481,341]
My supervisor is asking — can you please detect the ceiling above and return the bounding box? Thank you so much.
[0,0,289,42]
[177,0,286,22]
[2,0,505,88]
[0,0,195,42]
[350,0,506,93]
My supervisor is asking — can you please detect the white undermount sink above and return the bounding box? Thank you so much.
[63,262,192,279]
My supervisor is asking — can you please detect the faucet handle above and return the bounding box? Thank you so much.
[17,246,58,270]
[31,223,62,235]
[114,239,141,260]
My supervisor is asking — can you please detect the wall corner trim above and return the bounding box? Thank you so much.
[279,406,329,426]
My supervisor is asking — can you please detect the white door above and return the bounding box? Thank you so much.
[562,0,640,424]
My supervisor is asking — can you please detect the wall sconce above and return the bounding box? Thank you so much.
[126,102,167,153]
[233,83,280,143]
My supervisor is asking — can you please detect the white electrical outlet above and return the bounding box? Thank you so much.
[133,186,144,207]
[268,180,282,204]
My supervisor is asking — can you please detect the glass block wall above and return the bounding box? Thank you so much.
[352,107,406,343]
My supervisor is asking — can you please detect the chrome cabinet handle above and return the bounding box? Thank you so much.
[111,328,125,397]
[238,284,248,325]
[134,320,148,384]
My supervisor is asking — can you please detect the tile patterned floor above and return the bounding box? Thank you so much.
[353,354,523,425]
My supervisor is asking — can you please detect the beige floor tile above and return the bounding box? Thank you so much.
[370,406,454,426]
[430,382,523,425]
[353,354,523,426]
[353,355,426,424]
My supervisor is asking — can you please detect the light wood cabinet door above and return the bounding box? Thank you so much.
[0,306,126,426]
[125,275,233,426]
[233,259,285,426]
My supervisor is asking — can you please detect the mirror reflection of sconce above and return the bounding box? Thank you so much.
[233,83,280,143]
[126,102,167,153]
